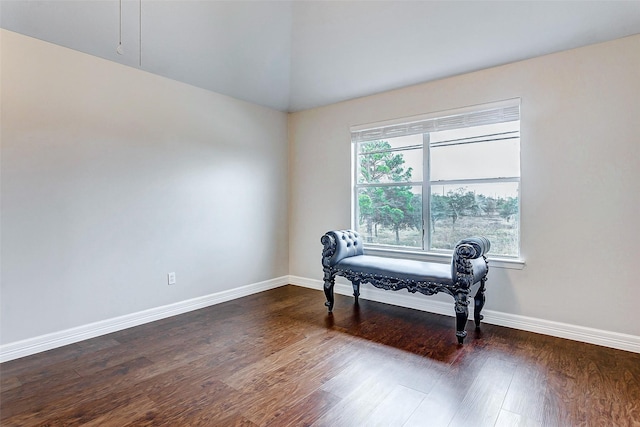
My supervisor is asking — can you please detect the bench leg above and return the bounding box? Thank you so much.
[352,280,360,304]
[455,291,470,344]
[474,278,486,329]
[323,268,335,312]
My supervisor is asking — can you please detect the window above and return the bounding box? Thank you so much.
[352,99,520,257]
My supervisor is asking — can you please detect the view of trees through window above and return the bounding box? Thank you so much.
[354,111,520,257]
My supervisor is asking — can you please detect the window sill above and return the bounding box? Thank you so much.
[363,245,525,270]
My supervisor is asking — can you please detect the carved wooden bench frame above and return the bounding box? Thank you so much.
[321,230,489,344]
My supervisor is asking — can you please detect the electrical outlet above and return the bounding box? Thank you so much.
[168,272,176,285]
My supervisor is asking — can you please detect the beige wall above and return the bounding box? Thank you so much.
[2,28,639,350]
[289,34,640,336]
[0,30,289,344]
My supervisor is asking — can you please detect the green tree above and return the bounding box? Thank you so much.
[358,187,385,239]
[429,188,477,235]
[358,141,417,243]
[497,197,518,222]
[359,140,413,183]
[476,194,498,216]
[430,193,448,232]
[378,186,416,243]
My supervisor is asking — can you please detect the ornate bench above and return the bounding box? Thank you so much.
[321,230,490,344]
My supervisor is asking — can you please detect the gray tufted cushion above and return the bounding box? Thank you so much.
[336,255,454,284]
[326,230,364,267]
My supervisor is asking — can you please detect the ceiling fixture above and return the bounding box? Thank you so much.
[116,0,124,55]
[139,0,142,66]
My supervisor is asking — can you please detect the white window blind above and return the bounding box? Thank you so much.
[351,100,520,143]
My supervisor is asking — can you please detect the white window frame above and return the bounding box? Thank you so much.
[351,99,524,269]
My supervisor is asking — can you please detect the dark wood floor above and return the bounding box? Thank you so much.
[1,285,639,426]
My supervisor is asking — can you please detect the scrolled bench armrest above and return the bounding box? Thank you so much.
[452,236,490,288]
[454,236,491,259]
[321,233,337,268]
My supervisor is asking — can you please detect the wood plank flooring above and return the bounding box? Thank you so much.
[1,285,639,426]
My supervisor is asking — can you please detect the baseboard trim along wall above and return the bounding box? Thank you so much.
[288,275,640,354]
[0,276,289,363]
[3,275,638,362]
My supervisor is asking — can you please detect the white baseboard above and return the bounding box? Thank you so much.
[3,275,638,363]
[0,276,289,363]
[288,275,640,354]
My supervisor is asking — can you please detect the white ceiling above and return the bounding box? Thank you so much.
[2,1,640,112]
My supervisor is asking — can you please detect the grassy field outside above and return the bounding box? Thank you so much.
[358,214,518,256]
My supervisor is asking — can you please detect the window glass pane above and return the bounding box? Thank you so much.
[430,122,520,181]
[357,135,423,184]
[360,134,422,151]
[430,182,519,256]
[356,185,422,248]
[352,100,520,255]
